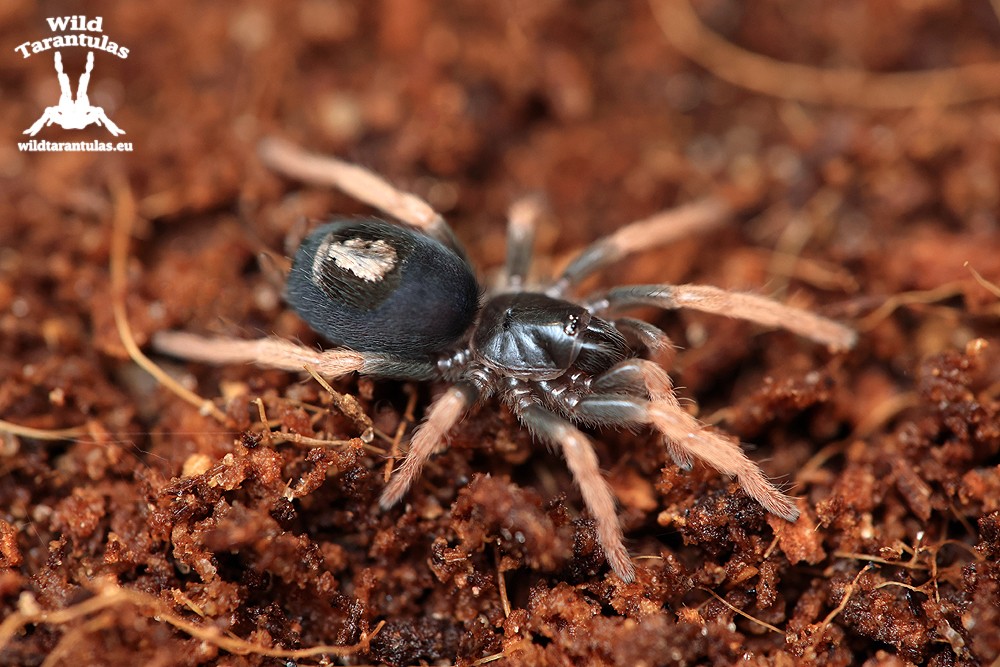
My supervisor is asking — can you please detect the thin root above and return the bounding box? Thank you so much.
[384,384,419,483]
[0,419,89,442]
[108,174,228,423]
[699,587,783,635]
[966,261,1000,299]
[651,0,1000,108]
[254,396,376,453]
[856,282,966,331]
[817,565,872,632]
[0,582,383,660]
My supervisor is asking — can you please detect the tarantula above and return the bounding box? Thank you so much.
[154,138,856,582]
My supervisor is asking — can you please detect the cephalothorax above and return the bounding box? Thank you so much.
[155,139,856,582]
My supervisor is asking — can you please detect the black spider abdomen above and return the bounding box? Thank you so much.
[286,219,480,356]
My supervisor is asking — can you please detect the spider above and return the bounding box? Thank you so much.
[154,138,856,582]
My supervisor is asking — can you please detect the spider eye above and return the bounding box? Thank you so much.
[502,307,515,331]
[472,294,597,378]
[563,314,580,336]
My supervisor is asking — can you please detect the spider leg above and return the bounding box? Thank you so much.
[591,358,693,471]
[592,357,676,400]
[379,383,479,508]
[570,391,799,521]
[502,194,545,291]
[589,284,856,351]
[514,402,635,582]
[610,318,673,357]
[152,332,438,380]
[547,197,733,296]
[258,137,468,259]
[645,399,799,520]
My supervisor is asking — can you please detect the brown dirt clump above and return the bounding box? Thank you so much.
[3,1,1000,665]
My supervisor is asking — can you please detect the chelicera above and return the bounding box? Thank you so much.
[154,138,856,582]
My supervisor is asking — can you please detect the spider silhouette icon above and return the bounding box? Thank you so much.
[155,140,856,581]
[23,51,125,137]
